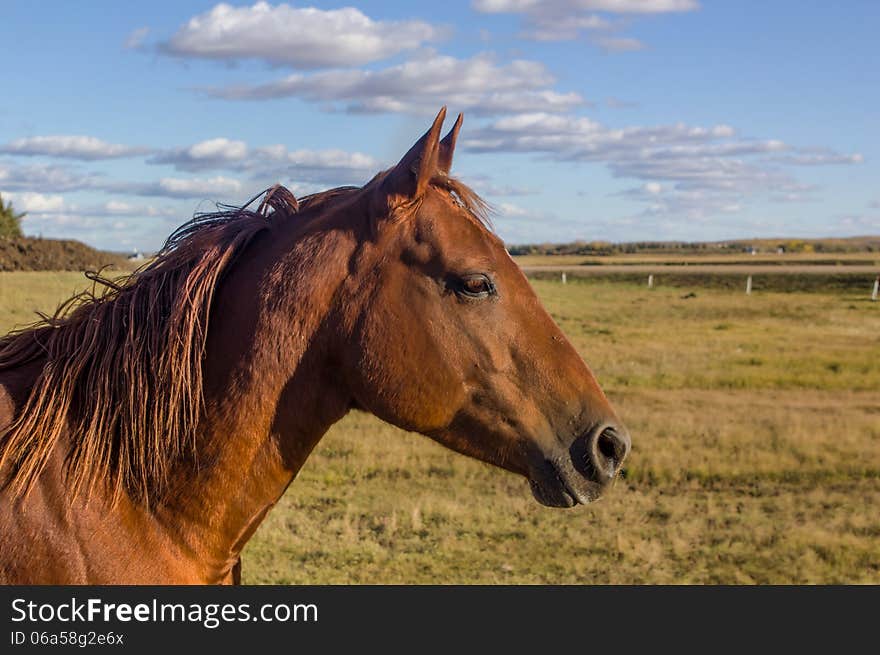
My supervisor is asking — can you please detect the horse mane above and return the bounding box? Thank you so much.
[0,176,488,505]
[0,185,305,504]
[430,174,492,230]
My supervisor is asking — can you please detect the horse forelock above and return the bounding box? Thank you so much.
[429,175,493,232]
[367,168,494,234]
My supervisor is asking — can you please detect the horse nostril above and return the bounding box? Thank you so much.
[569,423,632,484]
[593,426,630,477]
[597,429,619,461]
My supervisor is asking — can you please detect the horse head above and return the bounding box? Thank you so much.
[338,108,630,507]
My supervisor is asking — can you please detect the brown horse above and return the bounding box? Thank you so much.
[0,108,629,584]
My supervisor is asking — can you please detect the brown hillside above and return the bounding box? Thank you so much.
[0,237,129,272]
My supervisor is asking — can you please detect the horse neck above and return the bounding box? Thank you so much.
[153,213,360,580]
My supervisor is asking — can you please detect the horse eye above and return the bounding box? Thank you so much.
[454,274,495,299]
[464,278,488,293]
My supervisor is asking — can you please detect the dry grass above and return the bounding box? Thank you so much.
[1,271,878,583]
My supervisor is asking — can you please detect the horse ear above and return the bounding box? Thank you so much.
[382,107,447,199]
[437,113,463,175]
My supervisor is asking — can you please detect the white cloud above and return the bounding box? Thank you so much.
[770,192,814,204]
[498,202,531,217]
[3,192,178,219]
[474,0,698,13]
[188,137,249,162]
[148,138,381,187]
[160,2,445,69]
[1,144,367,206]
[124,26,150,50]
[0,161,241,201]
[523,14,611,41]
[150,137,379,182]
[464,113,738,157]
[769,151,864,166]
[151,138,249,170]
[473,0,699,47]
[0,135,149,160]
[104,200,136,214]
[71,175,246,200]
[464,111,861,219]
[2,191,66,213]
[97,201,178,218]
[605,97,639,108]
[0,161,234,201]
[147,176,243,199]
[18,211,178,250]
[6,191,182,249]
[594,36,645,52]
[617,185,750,221]
[0,161,100,191]
[474,0,538,10]
[203,52,585,115]
[0,133,382,193]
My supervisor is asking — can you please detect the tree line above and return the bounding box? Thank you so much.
[508,236,880,255]
[0,194,25,238]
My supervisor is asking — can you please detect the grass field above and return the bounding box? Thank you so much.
[1,270,878,583]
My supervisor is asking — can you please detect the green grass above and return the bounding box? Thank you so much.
[2,271,879,583]
[0,271,94,333]
[525,270,879,293]
[536,279,880,391]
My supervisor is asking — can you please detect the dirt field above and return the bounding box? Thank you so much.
[1,270,878,583]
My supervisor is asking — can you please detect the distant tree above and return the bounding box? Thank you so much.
[0,193,25,238]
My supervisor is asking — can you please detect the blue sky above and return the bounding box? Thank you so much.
[0,1,877,251]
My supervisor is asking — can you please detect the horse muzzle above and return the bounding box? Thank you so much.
[528,423,631,508]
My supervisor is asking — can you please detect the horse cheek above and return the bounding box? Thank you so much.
[356,316,463,433]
